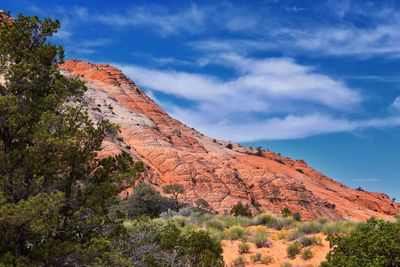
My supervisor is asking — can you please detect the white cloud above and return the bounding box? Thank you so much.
[93,4,207,36]
[166,110,400,142]
[110,56,400,142]
[117,55,361,115]
[391,96,400,111]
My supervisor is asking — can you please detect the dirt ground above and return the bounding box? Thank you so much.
[222,227,330,267]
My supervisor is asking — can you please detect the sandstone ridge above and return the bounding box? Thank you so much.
[61,59,400,220]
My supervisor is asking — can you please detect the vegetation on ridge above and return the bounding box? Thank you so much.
[1,11,400,267]
[0,14,223,266]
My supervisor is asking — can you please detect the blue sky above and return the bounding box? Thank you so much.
[3,0,400,199]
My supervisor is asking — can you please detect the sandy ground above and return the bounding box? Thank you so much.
[222,227,330,267]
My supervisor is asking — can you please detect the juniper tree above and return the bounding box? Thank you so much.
[162,183,184,203]
[0,14,143,265]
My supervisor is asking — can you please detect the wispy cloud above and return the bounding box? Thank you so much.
[112,55,400,142]
[117,55,361,113]
[390,96,400,111]
[93,4,207,37]
[36,1,400,57]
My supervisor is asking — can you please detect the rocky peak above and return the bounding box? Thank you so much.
[0,10,12,24]
[60,59,399,220]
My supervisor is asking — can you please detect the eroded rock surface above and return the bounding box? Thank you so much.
[61,59,400,220]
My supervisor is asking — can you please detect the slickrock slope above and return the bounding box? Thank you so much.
[61,59,400,220]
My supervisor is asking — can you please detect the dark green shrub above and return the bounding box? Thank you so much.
[226,143,233,149]
[230,202,252,217]
[179,230,224,266]
[281,207,292,217]
[287,241,301,259]
[121,184,177,219]
[321,218,400,267]
[292,212,301,221]
[195,198,209,209]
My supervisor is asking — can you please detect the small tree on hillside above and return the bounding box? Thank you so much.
[195,198,209,209]
[163,183,184,203]
[230,202,252,217]
[281,207,292,217]
[121,184,177,219]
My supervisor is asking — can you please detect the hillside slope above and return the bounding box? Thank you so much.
[61,59,399,220]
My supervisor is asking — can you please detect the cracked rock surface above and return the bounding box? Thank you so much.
[61,59,400,220]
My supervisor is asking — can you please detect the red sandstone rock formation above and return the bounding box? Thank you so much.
[0,10,12,24]
[61,59,400,220]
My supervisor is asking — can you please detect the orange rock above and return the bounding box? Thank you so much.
[61,59,400,220]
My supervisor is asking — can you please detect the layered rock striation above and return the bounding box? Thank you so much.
[61,59,400,220]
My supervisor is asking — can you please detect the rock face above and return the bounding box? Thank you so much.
[0,10,12,24]
[61,59,400,220]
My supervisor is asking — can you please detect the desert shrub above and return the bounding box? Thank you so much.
[231,256,245,267]
[261,255,274,264]
[252,232,271,248]
[181,223,198,234]
[195,198,209,209]
[206,218,225,231]
[208,228,227,242]
[292,212,302,221]
[277,231,289,240]
[226,226,248,240]
[287,230,304,241]
[281,207,292,217]
[302,248,313,260]
[321,221,356,235]
[297,221,321,234]
[321,218,400,267]
[178,230,224,266]
[252,213,276,225]
[230,202,252,217]
[250,252,262,262]
[226,143,233,149]
[218,215,237,228]
[238,242,250,254]
[281,263,293,267]
[120,219,223,266]
[300,235,320,247]
[121,184,178,219]
[235,216,253,227]
[159,206,200,221]
[271,216,296,230]
[287,241,301,259]
[197,213,214,224]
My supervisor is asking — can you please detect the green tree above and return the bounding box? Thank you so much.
[120,183,177,219]
[195,198,209,209]
[162,183,184,202]
[281,207,292,217]
[321,218,400,267]
[0,14,142,265]
[230,202,252,217]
